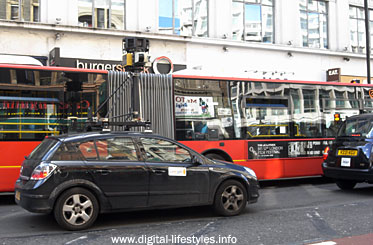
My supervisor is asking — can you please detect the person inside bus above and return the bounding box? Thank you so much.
[194,121,208,139]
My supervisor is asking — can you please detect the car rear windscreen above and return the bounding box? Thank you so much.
[28,138,58,160]
[338,118,373,137]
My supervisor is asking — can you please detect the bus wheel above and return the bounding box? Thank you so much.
[205,153,225,161]
[335,180,357,190]
[213,180,247,216]
[54,187,99,231]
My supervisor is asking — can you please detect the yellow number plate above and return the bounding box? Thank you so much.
[15,191,20,201]
[338,150,358,156]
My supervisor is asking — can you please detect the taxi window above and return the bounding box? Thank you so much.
[338,118,373,137]
[96,137,138,161]
[141,137,192,163]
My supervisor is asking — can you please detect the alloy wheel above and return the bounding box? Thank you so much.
[221,185,244,212]
[62,194,93,226]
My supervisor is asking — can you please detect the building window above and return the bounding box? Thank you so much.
[24,0,39,21]
[232,0,274,43]
[10,3,19,20]
[111,0,125,29]
[300,0,328,49]
[96,7,106,28]
[33,4,39,22]
[0,0,39,22]
[349,5,370,53]
[78,0,125,29]
[94,0,109,28]
[158,0,208,37]
[78,0,93,27]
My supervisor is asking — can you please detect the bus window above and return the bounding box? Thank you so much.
[303,89,316,113]
[361,87,373,113]
[322,98,360,137]
[0,68,11,84]
[16,69,34,85]
[244,97,290,138]
[0,68,107,140]
[291,85,323,138]
[0,96,61,140]
[174,79,234,140]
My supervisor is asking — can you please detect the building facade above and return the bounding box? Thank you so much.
[0,0,372,82]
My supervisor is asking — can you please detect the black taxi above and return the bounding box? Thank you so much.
[322,113,373,190]
[15,131,259,230]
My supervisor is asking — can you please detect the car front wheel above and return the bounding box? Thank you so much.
[54,187,99,231]
[335,180,357,190]
[213,180,247,216]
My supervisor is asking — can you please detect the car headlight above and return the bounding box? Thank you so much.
[244,167,257,179]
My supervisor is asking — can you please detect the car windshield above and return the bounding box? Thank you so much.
[28,138,58,160]
[338,117,373,138]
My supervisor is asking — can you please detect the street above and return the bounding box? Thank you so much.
[1,177,373,245]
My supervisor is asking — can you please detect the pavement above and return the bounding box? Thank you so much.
[310,233,373,245]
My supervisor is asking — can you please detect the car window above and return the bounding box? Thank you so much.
[141,137,192,163]
[96,137,138,161]
[28,138,58,160]
[52,142,85,161]
[79,141,98,160]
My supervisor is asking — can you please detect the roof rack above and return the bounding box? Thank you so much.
[84,118,152,133]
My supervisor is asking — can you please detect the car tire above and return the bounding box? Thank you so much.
[54,187,99,231]
[205,153,226,161]
[335,180,357,190]
[213,180,247,216]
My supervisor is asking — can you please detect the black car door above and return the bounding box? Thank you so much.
[79,137,149,209]
[139,136,209,207]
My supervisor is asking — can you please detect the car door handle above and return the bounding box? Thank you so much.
[152,169,166,174]
[94,169,111,175]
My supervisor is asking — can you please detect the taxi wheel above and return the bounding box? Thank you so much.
[54,187,99,231]
[213,180,247,216]
[335,180,357,190]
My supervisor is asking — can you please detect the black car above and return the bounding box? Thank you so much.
[322,113,373,190]
[15,131,259,230]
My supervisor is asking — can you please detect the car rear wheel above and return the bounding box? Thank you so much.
[335,180,357,190]
[213,180,247,216]
[54,187,99,231]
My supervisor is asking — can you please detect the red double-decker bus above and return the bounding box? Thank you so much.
[0,64,108,191]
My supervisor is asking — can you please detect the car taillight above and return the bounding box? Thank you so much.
[323,146,330,160]
[30,163,57,180]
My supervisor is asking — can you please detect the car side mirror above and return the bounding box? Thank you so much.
[192,155,203,165]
